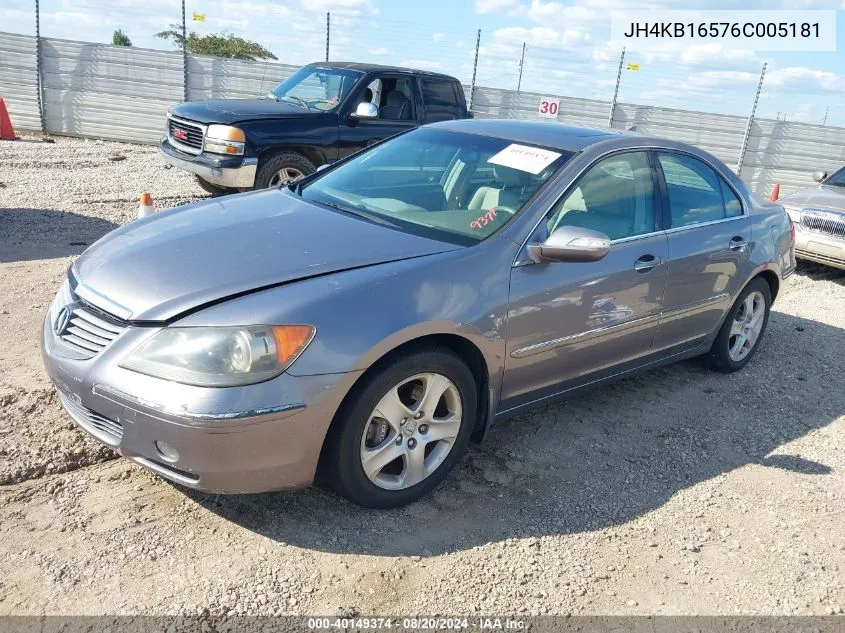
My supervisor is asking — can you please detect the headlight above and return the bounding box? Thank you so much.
[782,204,802,223]
[119,325,315,387]
[204,125,246,156]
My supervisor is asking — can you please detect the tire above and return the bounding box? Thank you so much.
[194,175,234,196]
[254,152,315,189]
[708,277,772,373]
[324,348,477,508]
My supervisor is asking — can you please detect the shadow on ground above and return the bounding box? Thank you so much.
[0,208,118,263]
[189,309,843,556]
[796,259,845,285]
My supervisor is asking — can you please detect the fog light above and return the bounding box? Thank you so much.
[154,441,179,463]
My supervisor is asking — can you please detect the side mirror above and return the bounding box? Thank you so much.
[527,226,610,264]
[352,102,379,119]
[812,170,828,183]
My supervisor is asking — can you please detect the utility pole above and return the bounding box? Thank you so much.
[736,62,767,175]
[35,0,45,133]
[516,42,526,91]
[607,48,625,128]
[181,0,188,101]
[469,28,481,110]
[823,105,829,126]
[325,12,330,62]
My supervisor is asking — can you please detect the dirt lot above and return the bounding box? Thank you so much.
[1,136,844,617]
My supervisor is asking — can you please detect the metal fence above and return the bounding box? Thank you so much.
[2,31,845,196]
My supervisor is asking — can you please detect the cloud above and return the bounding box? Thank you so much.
[368,47,388,55]
[766,66,845,90]
[473,0,526,14]
[399,59,444,70]
[432,32,445,42]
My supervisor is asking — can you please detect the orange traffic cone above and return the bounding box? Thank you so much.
[769,182,780,201]
[0,98,17,141]
[138,192,155,218]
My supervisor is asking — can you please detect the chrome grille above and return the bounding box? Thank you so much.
[167,116,205,154]
[58,302,126,359]
[801,209,845,239]
[58,392,123,446]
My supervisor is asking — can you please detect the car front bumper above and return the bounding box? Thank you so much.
[794,222,845,271]
[41,307,359,494]
[159,137,258,190]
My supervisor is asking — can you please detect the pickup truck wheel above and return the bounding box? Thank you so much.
[194,176,234,196]
[255,152,315,189]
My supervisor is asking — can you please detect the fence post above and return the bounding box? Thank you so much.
[469,28,480,110]
[181,0,188,102]
[607,48,625,129]
[325,12,330,62]
[34,0,45,134]
[736,62,767,175]
[516,42,526,91]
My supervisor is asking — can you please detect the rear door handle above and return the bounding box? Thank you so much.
[730,235,748,251]
[634,254,662,272]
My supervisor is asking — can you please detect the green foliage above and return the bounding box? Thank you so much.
[112,29,132,47]
[155,24,277,61]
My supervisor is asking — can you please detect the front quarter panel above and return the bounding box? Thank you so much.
[176,241,517,396]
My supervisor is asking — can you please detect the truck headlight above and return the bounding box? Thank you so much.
[119,325,315,387]
[204,125,246,156]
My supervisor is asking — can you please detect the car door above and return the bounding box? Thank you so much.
[651,151,755,352]
[502,151,669,410]
[336,75,420,160]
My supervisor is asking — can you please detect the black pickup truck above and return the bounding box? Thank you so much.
[159,62,470,192]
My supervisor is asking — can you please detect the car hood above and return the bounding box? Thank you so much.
[170,99,326,124]
[781,184,845,211]
[72,189,458,322]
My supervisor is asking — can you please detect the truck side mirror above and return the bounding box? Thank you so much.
[812,170,828,183]
[352,102,379,119]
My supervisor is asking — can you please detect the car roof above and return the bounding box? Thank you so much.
[305,61,458,80]
[431,119,630,151]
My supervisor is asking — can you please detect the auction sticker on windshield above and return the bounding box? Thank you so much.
[488,144,562,174]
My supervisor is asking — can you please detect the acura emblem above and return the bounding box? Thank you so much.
[54,307,71,336]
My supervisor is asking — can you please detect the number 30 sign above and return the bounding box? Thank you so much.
[538,97,559,119]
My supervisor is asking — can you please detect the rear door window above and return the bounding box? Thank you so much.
[420,78,463,122]
[657,153,742,227]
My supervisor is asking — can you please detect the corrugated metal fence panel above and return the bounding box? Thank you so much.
[470,86,610,129]
[611,103,747,170]
[40,37,183,144]
[0,32,41,131]
[740,119,845,196]
[187,57,298,100]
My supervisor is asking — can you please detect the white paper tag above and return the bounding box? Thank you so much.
[487,144,562,175]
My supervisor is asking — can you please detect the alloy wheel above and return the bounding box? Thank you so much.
[360,373,463,491]
[728,290,766,362]
[268,167,305,187]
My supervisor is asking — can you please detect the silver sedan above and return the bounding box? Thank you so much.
[41,120,796,508]
[781,167,845,271]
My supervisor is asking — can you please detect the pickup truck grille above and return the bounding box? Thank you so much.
[167,116,205,155]
[801,209,845,240]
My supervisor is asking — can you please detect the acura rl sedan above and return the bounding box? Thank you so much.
[42,120,796,508]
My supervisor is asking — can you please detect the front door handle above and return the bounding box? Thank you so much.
[634,254,662,272]
[730,235,748,251]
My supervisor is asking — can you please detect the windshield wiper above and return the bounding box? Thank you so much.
[282,95,311,109]
[311,198,398,227]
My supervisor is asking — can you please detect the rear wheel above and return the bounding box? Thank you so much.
[254,152,315,189]
[324,348,477,508]
[708,278,772,373]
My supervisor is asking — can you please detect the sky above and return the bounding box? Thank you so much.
[2,0,844,126]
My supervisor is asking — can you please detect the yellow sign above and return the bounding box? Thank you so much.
[627,63,640,71]
[192,12,206,22]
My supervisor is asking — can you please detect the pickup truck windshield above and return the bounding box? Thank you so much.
[301,128,575,244]
[268,67,362,112]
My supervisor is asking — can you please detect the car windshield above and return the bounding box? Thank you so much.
[824,167,845,187]
[300,128,575,244]
[268,66,362,112]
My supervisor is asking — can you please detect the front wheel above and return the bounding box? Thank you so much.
[194,175,235,196]
[254,152,315,189]
[708,278,772,373]
[324,348,477,508]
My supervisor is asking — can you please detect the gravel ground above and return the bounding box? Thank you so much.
[0,136,844,617]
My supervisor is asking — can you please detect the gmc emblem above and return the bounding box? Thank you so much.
[173,127,189,141]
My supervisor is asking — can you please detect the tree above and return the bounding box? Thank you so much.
[155,24,277,61]
[112,29,132,47]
